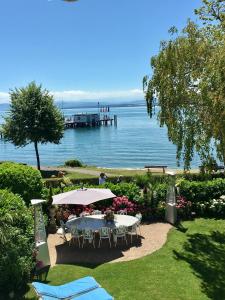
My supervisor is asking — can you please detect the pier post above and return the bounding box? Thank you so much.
[114,115,117,127]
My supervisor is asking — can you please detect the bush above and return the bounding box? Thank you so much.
[176,196,192,219]
[0,189,34,297]
[194,196,225,217]
[177,172,225,182]
[0,162,43,205]
[112,196,137,214]
[179,178,225,204]
[65,159,83,167]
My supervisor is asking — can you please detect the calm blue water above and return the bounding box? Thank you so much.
[0,105,201,168]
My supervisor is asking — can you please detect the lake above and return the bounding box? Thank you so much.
[0,105,201,168]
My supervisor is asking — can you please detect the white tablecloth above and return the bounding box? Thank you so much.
[66,214,138,231]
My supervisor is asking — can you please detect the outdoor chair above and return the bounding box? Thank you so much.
[70,287,114,300]
[127,223,138,243]
[40,287,114,300]
[32,276,100,299]
[57,220,68,242]
[117,209,127,215]
[113,226,127,247]
[93,210,102,215]
[69,227,82,247]
[98,227,111,248]
[135,213,142,235]
[82,228,95,248]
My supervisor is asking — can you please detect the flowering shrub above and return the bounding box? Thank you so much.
[176,196,192,219]
[195,196,225,217]
[112,196,137,214]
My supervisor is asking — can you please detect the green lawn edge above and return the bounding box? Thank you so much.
[25,218,225,300]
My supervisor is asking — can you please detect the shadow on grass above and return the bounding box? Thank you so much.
[174,222,188,233]
[174,230,225,300]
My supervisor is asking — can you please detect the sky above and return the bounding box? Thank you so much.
[0,0,202,104]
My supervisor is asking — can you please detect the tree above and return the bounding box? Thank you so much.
[3,82,64,170]
[143,0,225,170]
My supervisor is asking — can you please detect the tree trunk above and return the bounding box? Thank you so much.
[34,141,41,170]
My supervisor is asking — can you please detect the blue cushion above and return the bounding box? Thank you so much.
[32,276,99,299]
[40,296,59,300]
[72,288,114,300]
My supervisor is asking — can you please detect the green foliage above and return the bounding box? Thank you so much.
[195,197,225,217]
[134,173,152,188]
[0,190,34,297]
[52,182,141,201]
[195,0,225,23]
[0,162,43,205]
[144,0,225,170]
[179,172,225,182]
[65,159,83,167]
[154,183,168,202]
[101,182,141,200]
[179,178,225,204]
[3,82,64,170]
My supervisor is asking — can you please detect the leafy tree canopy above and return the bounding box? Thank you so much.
[3,82,64,170]
[143,0,225,170]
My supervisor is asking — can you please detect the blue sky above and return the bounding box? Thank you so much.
[0,0,202,103]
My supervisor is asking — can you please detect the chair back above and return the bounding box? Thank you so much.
[71,227,79,236]
[130,223,137,233]
[117,210,127,215]
[83,228,93,239]
[99,227,111,237]
[93,210,102,215]
[135,213,142,221]
[115,226,126,236]
[60,220,66,232]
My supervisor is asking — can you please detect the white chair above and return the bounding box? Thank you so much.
[135,213,142,235]
[82,229,95,248]
[113,226,127,247]
[93,210,102,215]
[57,220,68,242]
[80,212,90,217]
[127,224,138,243]
[69,227,82,247]
[98,227,111,248]
[117,210,127,215]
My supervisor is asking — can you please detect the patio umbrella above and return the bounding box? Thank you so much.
[52,188,116,205]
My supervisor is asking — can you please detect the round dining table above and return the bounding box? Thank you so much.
[66,214,139,231]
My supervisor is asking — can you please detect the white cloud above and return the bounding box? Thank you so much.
[0,88,144,104]
[51,89,144,102]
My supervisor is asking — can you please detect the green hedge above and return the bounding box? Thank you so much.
[179,178,225,204]
[179,172,225,182]
[0,189,34,297]
[51,181,140,201]
[0,162,43,205]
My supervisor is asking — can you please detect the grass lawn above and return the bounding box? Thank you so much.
[25,218,225,300]
[64,172,97,180]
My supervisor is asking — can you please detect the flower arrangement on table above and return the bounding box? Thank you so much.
[104,209,115,222]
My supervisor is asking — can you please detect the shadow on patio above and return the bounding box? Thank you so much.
[54,235,143,267]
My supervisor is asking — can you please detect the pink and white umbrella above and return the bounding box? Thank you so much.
[52,188,116,205]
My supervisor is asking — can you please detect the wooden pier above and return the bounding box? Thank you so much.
[65,114,117,129]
